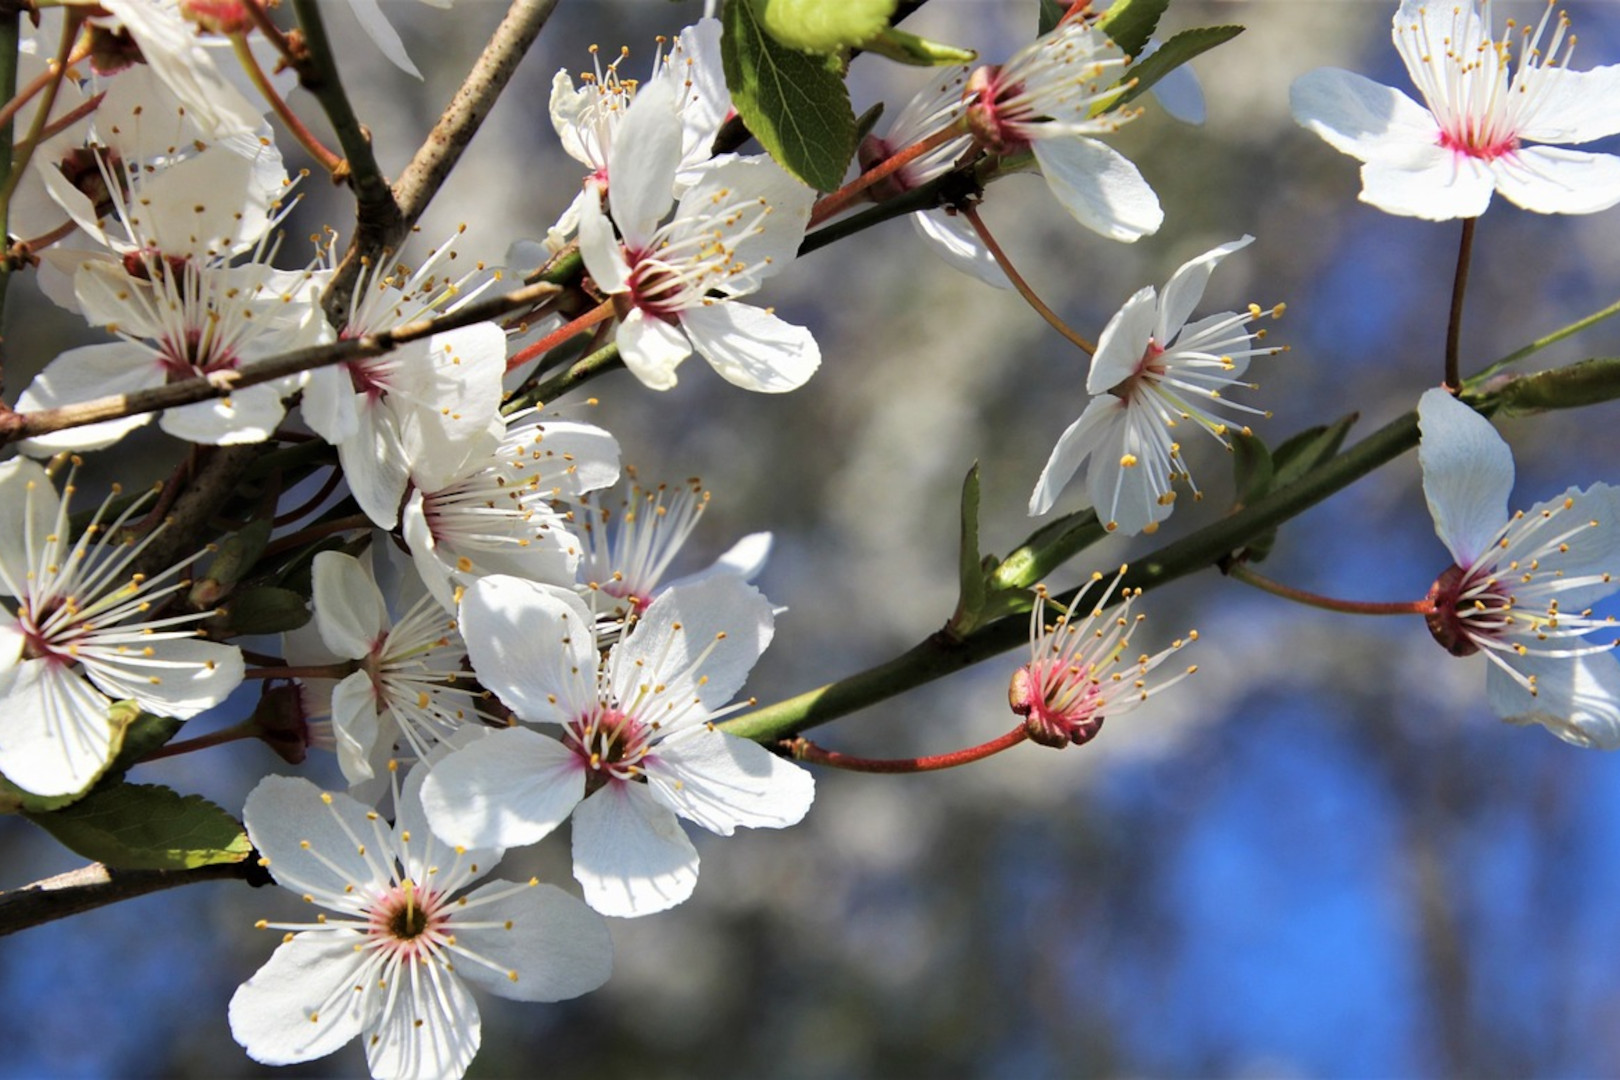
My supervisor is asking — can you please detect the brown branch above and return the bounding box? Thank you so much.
[0,859,267,938]
[323,0,561,323]
[0,281,559,446]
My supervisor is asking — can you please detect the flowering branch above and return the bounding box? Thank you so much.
[322,0,562,322]
[0,280,560,445]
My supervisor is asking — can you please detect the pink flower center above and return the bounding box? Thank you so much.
[1424,562,1512,657]
[566,705,654,791]
[1009,658,1106,748]
[624,256,686,324]
[1439,127,1519,162]
[366,880,451,961]
[964,66,1030,156]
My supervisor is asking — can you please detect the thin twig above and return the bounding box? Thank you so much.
[0,860,266,938]
[0,281,559,445]
[1444,217,1476,390]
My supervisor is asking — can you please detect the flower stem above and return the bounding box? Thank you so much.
[231,32,343,175]
[1444,216,1476,391]
[786,726,1029,773]
[505,299,616,373]
[1468,294,1620,386]
[138,721,259,762]
[261,514,371,559]
[1223,561,1432,616]
[808,126,964,229]
[961,203,1096,355]
[245,664,354,681]
[508,342,624,412]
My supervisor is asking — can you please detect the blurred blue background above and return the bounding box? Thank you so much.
[7,1,1620,1076]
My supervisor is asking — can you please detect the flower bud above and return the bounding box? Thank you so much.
[252,681,316,765]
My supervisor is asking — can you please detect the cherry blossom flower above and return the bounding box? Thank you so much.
[574,478,770,623]
[0,457,244,796]
[91,0,264,139]
[1291,0,1620,219]
[549,16,727,229]
[1009,571,1197,748]
[1029,236,1284,535]
[963,16,1162,242]
[401,411,621,612]
[578,77,819,393]
[421,573,814,918]
[290,550,487,793]
[301,232,506,529]
[229,769,612,1080]
[1417,388,1620,748]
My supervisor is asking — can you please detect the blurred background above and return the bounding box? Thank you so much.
[6,1,1620,1076]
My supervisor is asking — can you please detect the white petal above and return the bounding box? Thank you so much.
[345,0,423,78]
[606,75,683,244]
[1493,146,1620,216]
[336,404,411,530]
[156,383,288,446]
[1506,483,1620,611]
[1156,236,1253,345]
[1087,286,1157,394]
[1289,67,1440,164]
[228,930,372,1067]
[577,187,629,295]
[662,531,773,591]
[549,70,598,168]
[617,309,692,391]
[99,0,263,139]
[242,775,381,896]
[678,154,811,293]
[299,368,361,445]
[450,882,613,1002]
[0,458,56,595]
[1521,64,1620,144]
[1417,388,1513,567]
[312,552,388,659]
[498,418,621,499]
[85,637,244,719]
[1029,395,1120,517]
[1490,651,1620,750]
[912,208,1012,289]
[420,728,585,850]
[646,727,814,835]
[1030,137,1162,242]
[363,960,480,1080]
[0,660,117,797]
[1359,145,1496,220]
[571,782,699,918]
[329,671,384,787]
[14,342,162,455]
[615,575,773,713]
[681,301,820,393]
[459,576,597,723]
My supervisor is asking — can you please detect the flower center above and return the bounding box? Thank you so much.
[567,706,653,792]
[368,879,448,960]
[1009,658,1106,748]
[1424,562,1512,656]
[965,66,1029,156]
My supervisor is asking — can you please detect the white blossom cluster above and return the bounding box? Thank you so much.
[0,1,1617,1077]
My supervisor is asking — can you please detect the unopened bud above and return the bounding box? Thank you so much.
[252,681,315,765]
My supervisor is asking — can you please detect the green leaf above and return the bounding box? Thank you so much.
[25,782,252,870]
[1271,412,1358,491]
[947,462,987,637]
[1037,0,1067,37]
[103,710,183,778]
[723,0,858,191]
[1231,430,1273,508]
[222,586,311,635]
[190,516,274,608]
[1097,0,1170,59]
[1118,25,1244,108]
[860,27,976,66]
[751,0,896,54]
[990,508,1108,592]
[0,700,139,814]
[1493,358,1620,415]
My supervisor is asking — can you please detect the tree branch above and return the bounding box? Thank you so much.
[0,858,267,938]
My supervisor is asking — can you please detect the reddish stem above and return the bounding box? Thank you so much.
[261,513,371,558]
[506,299,616,374]
[786,726,1029,774]
[1225,561,1434,616]
[961,203,1096,355]
[273,465,344,526]
[245,664,353,681]
[243,0,301,68]
[138,722,257,762]
[808,126,964,229]
[231,32,343,175]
